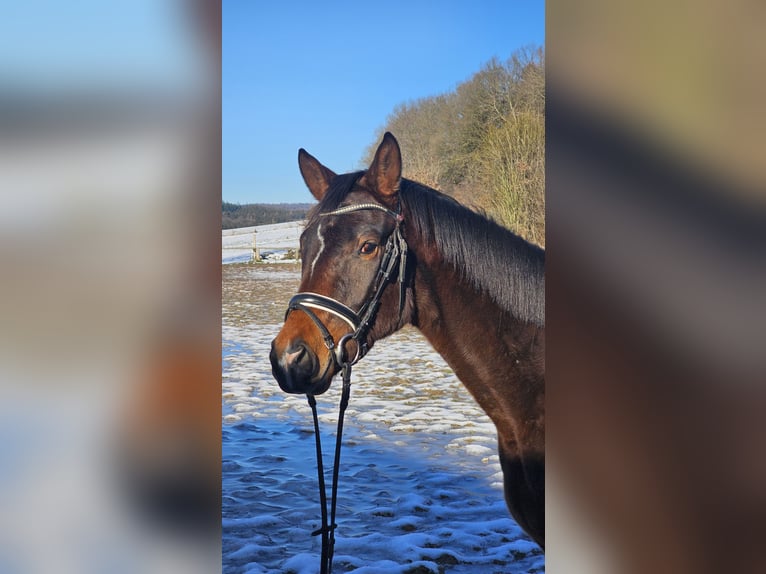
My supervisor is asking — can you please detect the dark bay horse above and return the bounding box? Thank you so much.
[270,132,545,548]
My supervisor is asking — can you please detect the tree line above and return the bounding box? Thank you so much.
[363,46,544,246]
[222,202,312,229]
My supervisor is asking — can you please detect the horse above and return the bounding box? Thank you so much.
[270,132,545,549]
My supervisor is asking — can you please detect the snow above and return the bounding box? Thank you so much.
[222,221,304,264]
[222,259,544,573]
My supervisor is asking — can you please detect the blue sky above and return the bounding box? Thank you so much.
[223,1,544,204]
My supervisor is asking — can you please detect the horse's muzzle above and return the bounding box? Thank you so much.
[270,339,332,395]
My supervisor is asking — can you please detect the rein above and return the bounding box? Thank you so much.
[283,202,408,574]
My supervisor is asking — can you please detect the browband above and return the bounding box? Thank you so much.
[321,202,401,220]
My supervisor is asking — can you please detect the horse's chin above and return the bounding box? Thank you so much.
[308,377,333,396]
[275,373,334,396]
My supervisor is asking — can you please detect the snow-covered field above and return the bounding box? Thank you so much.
[222,221,304,264]
[222,256,544,573]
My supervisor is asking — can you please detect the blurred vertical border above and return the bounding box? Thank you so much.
[547,0,766,572]
[0,1,221,573]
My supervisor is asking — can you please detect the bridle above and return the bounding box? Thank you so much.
[282,201,409,574]
[286,202,408,368]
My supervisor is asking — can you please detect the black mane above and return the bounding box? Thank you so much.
[400,180,545,326]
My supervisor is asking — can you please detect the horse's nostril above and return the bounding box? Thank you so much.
[271,339,319,393]
[285,342,316,377]
[285,343,306,365]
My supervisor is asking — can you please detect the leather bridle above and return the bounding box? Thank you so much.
[280,201,408,574]
[284,202,408,369]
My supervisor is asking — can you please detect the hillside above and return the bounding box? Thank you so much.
[222,202,313,229]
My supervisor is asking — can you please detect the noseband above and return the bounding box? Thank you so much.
[285,202,408,368]
[281,201,408,574]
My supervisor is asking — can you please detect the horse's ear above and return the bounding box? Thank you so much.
[298,148,337,201]
[361,132,401,208]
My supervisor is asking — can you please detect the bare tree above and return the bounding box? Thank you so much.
[366,46,545,245]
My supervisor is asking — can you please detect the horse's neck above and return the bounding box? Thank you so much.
[410,248,545,447]
[412,257,534,367]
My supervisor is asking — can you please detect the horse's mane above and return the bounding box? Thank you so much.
[308,172,545,326]
[400,180,545,326]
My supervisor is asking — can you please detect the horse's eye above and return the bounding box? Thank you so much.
[359,241,378,255]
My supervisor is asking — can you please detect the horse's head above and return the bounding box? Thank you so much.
[270,133,409,395]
